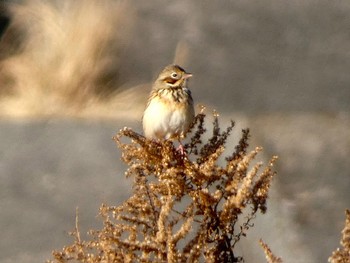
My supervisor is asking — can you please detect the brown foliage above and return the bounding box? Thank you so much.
[329,209,350,263]
[48,112,278,263]
[259,239,282,263]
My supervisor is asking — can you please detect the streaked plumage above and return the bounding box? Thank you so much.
[143,64,195,140]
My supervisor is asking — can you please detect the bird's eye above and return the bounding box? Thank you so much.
[171,72,178,78]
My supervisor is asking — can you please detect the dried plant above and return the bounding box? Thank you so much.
[48,111,278,263]
[329,209,350,263]
[259,239,283,263]
[0,0,134,116]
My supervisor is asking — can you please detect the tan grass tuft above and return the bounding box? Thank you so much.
[0,0,134,117]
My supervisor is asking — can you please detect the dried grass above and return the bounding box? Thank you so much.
[0,0,136,117]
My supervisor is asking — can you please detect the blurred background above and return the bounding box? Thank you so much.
[1,0,350,262]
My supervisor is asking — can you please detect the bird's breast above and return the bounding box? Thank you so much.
[143,88,194,140]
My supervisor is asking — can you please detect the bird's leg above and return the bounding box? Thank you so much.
[176,139,186,156]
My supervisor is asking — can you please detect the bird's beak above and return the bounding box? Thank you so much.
[183,73,193,79]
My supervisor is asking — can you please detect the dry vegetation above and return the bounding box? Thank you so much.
[0,0,140,118]
[46,111,350,262]
[259,239,282,263]
[48,111,280,262]
[329,210,350,263]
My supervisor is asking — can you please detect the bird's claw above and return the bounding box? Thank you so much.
[176,144,187,156]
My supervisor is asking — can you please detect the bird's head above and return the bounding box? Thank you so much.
[156,64,192,89]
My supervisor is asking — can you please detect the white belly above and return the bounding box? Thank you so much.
[143,97,194,140]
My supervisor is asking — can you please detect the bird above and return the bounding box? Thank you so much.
[142,64,195,150]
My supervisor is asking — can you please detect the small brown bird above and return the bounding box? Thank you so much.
[142,64,195,145]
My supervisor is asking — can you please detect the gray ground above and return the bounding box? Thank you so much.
[1,1,350,262]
